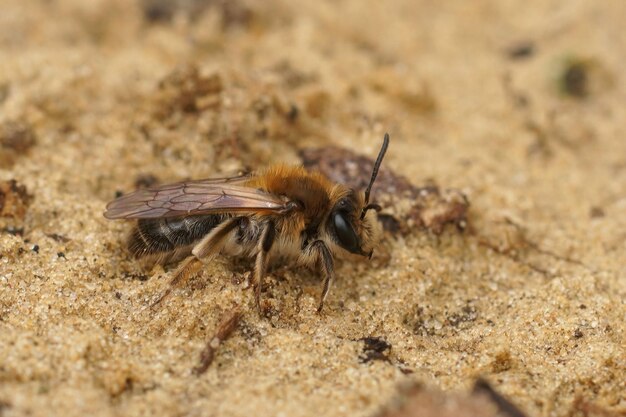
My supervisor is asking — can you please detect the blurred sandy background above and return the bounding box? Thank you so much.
[0,1,624,416]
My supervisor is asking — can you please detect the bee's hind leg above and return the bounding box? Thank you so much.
[150,217,243,309]
[310,240,335,314]
[253,220,276,316]
[150,255,203,309]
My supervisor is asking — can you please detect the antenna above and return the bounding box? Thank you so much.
[361,133,390,218]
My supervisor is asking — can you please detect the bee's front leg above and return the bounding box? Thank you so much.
[254,220,276,316]
[310,240,335,314]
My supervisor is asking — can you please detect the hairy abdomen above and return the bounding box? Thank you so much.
[128,215,224,258]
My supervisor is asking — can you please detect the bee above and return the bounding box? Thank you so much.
[104,134,390,314]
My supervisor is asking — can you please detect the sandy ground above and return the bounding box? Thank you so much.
[0,1,625,416]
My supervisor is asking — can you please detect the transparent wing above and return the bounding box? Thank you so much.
[104,176,287,219]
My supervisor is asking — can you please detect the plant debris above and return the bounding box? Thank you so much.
[556,57,613,99]
[0,120,37,168]
[506,41,535,60]
[193,306,242,375]
[300,146,469,235]
[1,226,24,236]
[559,58,590,98]
[155,65,223,116]
[134,173,159,189]
[374,379,529,417]
[0,180,32,221]
[359,336,392,364]
[141,0,254,28]
[472,379,528,417]
[45,232,71,243]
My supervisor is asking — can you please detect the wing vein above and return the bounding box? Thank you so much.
[104,176,287,219]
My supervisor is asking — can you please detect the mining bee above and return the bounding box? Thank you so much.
[105,134,390,314]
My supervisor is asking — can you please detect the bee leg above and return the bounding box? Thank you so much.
[254,220,276,316]
[150,255,203,308]
[150,217,242,309]
[311,240,335,313]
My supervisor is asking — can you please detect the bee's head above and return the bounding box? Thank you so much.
[327,192,379,257]
[327,134,389,258]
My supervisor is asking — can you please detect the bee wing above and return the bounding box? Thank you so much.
[104,177,287,219]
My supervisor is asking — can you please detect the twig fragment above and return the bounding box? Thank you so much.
[473,378,528,417]
[193,307,242,375]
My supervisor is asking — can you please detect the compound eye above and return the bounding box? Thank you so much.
[332,212,360,254]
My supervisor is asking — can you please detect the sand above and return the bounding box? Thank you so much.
[0,1,624,416]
